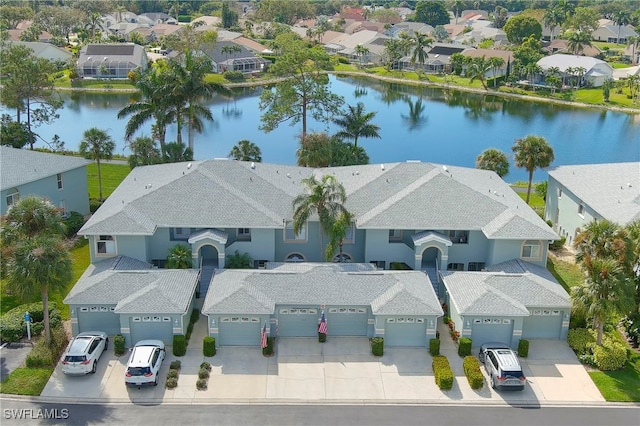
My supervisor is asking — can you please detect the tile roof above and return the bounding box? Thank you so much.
[548,162,640,225]
[80,160,556,241]
[202,263,442,316]
[0,147,91,191]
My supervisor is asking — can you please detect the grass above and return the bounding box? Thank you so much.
[87,162,131,200]
[546,256,583,294]
[0,368,54,395]
[589,350,640,402]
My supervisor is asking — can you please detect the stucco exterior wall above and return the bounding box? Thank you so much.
[545,176,598,246]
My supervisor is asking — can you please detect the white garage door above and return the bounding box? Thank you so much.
[385,317,427,347]
[327,307,368,336]
[470,318,514,347]
[218,316,261,346]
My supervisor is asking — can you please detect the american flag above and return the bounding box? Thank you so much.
[319,311,327,334]
[275,320,279,338]
[261,322,268,349]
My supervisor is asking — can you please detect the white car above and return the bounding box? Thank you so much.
[61,331,108,375]
[125,340,165,387]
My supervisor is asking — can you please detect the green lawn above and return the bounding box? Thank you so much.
[589,350,640,402]
[87,163,131,200]
[546,256,583,294]
[0,368,54,395]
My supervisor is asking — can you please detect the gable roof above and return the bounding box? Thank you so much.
[537,54,613,74]
[79,160,556,241]
[7,41,72,61]
[202,263,442,316]
[547,162,640,225]
[0,147,91,191]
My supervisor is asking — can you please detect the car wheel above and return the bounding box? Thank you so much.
[153,377,158,386]
[491,375,497,390]
[91,361,97,374]
[105,338,109,351]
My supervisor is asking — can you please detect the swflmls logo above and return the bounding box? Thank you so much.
[3,408,69,420]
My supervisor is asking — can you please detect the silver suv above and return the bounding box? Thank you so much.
[61,331,108,375]
[125,340,165,387]
[480,344,526,391]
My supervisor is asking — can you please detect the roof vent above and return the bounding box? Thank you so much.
[251,162,255,169]
[628,182,632,187]
[355,171,360,175]
[442,165,448,172]
[286,173,291,178]
[381,164,385,171]
[187,162,192,169]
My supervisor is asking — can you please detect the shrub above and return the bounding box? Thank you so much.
[463,356,484,390]
[31,322,44,337]
[593,342,627,371]
[223,70,245,82]
[50,326,69,355]
[114,334,126,356]
[196,379,208,390]
[371,337,384,357]
[429,338,440,356]
[1,302,61,343]
[185,322,194,344]
[549,236,566,251]
[89,198,102,213]
[0,313,26,343]
[198,368,210,379]
[63,211,85,238]
[443,316,451,325]
[225,250,253,268]
[432,355,454,390]
[263,336,274,356]
[170,360,182,370]
[318,332,327,343]
[165,377,178,389]
[567,328,595,355]
[203,336,216,357]
[167,368,179,379]
[518,339,529,358]
[173,334,186,356]
[458,337,472,357]
[200,361,211,371]
[25,341,54,368]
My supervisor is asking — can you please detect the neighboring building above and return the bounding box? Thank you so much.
[7,41,72,63]
[545,162,640,246]
[77,43,148,79]
[0,146,91,215]
[543,39,602,58]
[202,41,271,74]
[592,24,638,44]
[397,43,467,73]
[73,160,563,349]
[536,54,614,87]
[384,22,434,38]
[461,48,513,78]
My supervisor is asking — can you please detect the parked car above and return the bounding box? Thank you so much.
[125,340,165,387]
[61,331,108,375]
[478,342,512,363]
[480,344,526,391]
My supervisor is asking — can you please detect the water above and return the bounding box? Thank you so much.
[4,75,639,183]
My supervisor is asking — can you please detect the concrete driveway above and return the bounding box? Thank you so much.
[40,337,604,404]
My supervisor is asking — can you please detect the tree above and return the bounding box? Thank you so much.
[163,23,218,53]
[512,135,554,204]
[255,0,315,25]
[613,10,631,44]
[408,31,434,71]
[543,8,564,41]
[354,44,370,68]
[567,31,592,55]
[488,56,505,88]
[0,114,32,148]
[451,0,465,24]
[476,148,509,177]
[35,6,85,44]
[467,56,492,90]
[259,33,343,138]
[221,1,239,29]
[229,139,262,162]
[383,38,409,71]
[296,132,333,168]
[1,196,72,346]
[602,78,615,102]
[330,139,370,167]
[568,7,599,34]
[627,36,640,65]
[415,1,450,27]
[292,174,347,256]
[503,15,542,44]
[433,25,448,42]
[0,5,34,29]
[326,210,355,262]
[166,244,193,269]
[163,142,193,163]
[332,102,381,148]
[493,6,509,30]
[79,128,115,202]
[128,136,161,169]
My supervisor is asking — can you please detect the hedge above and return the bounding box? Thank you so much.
[318,332,327,343]
[203,336,216,357]
[0,302,61,343]
[113,334,126,356]
[518,339,529,358]
[173,334,186,356]
[458,337,472,357]
[371,337,383,356]
[463,356,484,389]
[567,328,596,355]
[593,342,627,371]
[25,326,68,368]
[262,336,274,356]
[429,338,440,356]
[432,355,454,390]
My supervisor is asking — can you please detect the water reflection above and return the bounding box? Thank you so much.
[401,97,427,131]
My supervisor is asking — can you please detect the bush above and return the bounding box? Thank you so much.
[89,198,102,213]
[0,314,26,343]
[318,332,326,343]
[185,322,194,344]
[196,379,208,390]
[225,250,253,268]
[200,361,211,371]
[458,337,472,357]
[170,360,182,370]
[114,334,126,356]
[25,341,54,368]
[567,328,595,355]
[463,356,484,389]
[173,334,186,356]
[167,368,179,379]
[165,377,178,389]
[429,338,440,356]
[443,316,451,325]
[1,302,62,343]
[31,322,44,337]
[63,211,85,238]
[432,355,454,390]
[263,336,274,356]
[371,337,384,356]
[203,336,216,357]
[518,339,529,358]
[549,236,566,251]
[223,70,245,82]
[593,342,627,371]
[198,368,210,379]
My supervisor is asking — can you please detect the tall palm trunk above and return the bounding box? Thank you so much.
[526,169,533,204]
[42,287,51,345]
[97,157,103,201]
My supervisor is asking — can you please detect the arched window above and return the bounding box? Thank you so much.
[332,253,352,263]
[521,240,542,260]
[285,253,305,262]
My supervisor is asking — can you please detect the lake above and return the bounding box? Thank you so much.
[4,75,639,183]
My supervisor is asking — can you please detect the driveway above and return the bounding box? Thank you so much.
[0,342,34,381]
[40,337,604,404]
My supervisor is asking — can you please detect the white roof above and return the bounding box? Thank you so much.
[537,54,613,74]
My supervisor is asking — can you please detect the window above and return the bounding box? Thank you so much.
[96,235,116,255]
[447,262,464,271]
[447,230,468,244]
[578,204,584,217]
[284,221,306,241]
[342,223,355,244]
[57,173,63,190]
[285,253,305,262]
[468,262,485,271]
[557,187,562,198]
[370,260,385,269]
[237,228,251,241]
[59,200,66,218]
[332,253,352,263]
[170,227,192,241]
[521,240,542,260]
[6,188,19,208]
[388,230,402,242]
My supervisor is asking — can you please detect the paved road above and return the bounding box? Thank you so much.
[0,343,34,381]
[0,399,638,426]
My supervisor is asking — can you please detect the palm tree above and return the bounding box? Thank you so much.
[543,8,563,41]
[326,210,355,262]
[408,32,433,72]
[163,142,193,163]
[292,174,347,256]
[354,44,370,68]
[166,244,193,269]
[1,196,72,346]
[452,0,465,24]
[613,10,631,45]
[229,139,262,162]
[574,220,630,270]
[627,36,640,65]
[467,56,492,90]
[332,102,381,148]
[128,136,161,169]
[476,148,509,177]
[79,128,115,202]
[512,135,555,204]
[296,132,333,168]
[488,57,505,88]
[567,31,592,55]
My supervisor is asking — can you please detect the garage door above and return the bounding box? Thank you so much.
[77,306,120,336]
[218,316,261,346]
[385,317,427,347]
[522,309,563,339]
[278,308,318,337]
[470,318,514,347]
[327,307,368,336]
[129,315,173,346]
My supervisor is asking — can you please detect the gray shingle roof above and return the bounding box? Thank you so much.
[0,146,91,191]
[202,263,443,316]
[547,162,640,225]
[80,160,556,240]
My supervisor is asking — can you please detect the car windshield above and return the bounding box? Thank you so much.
[504,370,525,379]
[64,355,86,363]
[127,367,151,376]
